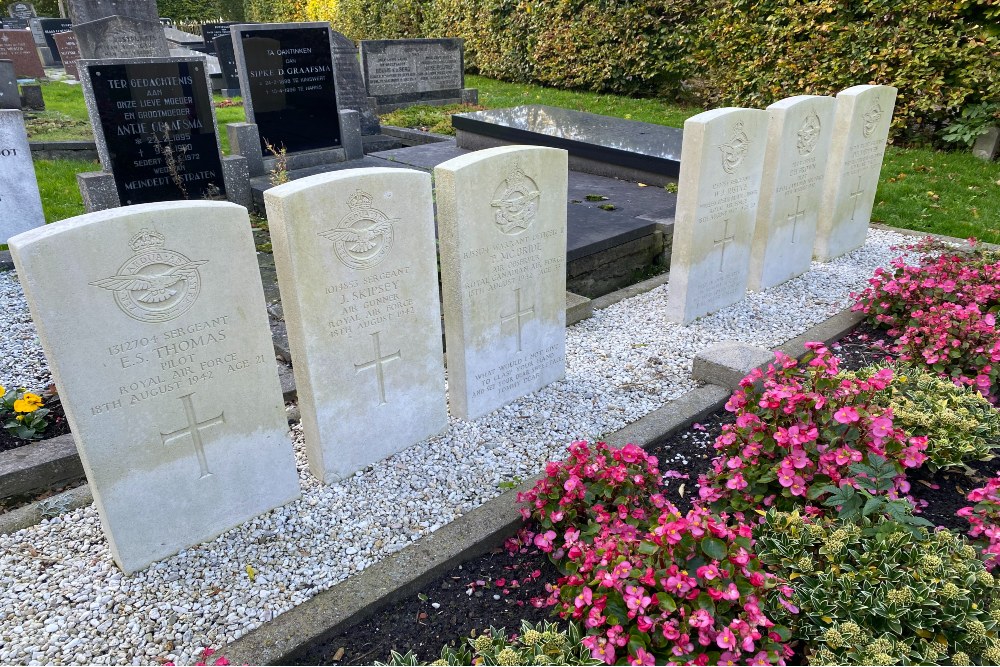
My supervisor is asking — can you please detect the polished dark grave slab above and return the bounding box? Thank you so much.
[250,140,675,296]
[452,105,683,186]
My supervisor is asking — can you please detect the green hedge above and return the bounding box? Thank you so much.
[325,0,999,145]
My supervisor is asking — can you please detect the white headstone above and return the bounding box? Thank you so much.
[814,84,897,262]
[665,107,768,324]
[264,168,447,483]
[0,109,45,243]
[747,95,836,291]
[435,145,568,421]
[8,201,300,574]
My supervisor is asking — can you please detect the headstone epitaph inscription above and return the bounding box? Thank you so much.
[435,145,568,421]
[747,95,836,291]
[0,109,45,242]
[0,17,27,28]
[265,168,447,482]
[360,38,464,108]
[814,84,897,261]
[74,14,169,59]
[80,57,227,205]
[8,201,301,574]
[0,29,44,77]
[35,17,71,62]
[52,30,80,78]
[213,34,239,96]
[7,2,33,19]
[200,22,234,54]
[664,107,768,325]
[67,0,159,25]
[232,22,341,154]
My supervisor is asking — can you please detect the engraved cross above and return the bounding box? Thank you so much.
[160,392,225,479]
[786,195,807,244]
[355,330,401,406]
[713,218,736,272]
[500,287,535,353]
[849,176,865,221]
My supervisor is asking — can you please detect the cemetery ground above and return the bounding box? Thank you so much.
[5,76,999,239]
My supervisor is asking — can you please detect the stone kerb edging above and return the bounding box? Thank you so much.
[215,304,866,666]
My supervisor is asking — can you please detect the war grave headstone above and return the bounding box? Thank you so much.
[746,95,836,291]
[7,1,34,19]
[213,34,239,97]
[664,107,768,325]
[435,145,568,421]
[232,22,341,155]
[0,16,27,28]
[33,17,71,63]
[51,29,79,78]
[360,38,475,112]
[265,168,447,482]
[74,14,169,59]
[80,57,227,206]
[8,200,301,574]
[67,0,158,24]
[200,22,235,54]
[0,28,43,77]
[0,58,17,108]
[814,84,897,262]
[0,109,45,242]
[330,30,380,136]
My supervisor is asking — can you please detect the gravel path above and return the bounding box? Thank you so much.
[0,229,910,665]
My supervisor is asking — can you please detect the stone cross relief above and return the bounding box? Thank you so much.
[354,330,400,406]
[500,287,535,353]
[713,218,736,272]
[849,176,865,221]
[786,195,807,244]
[159,392,225,479]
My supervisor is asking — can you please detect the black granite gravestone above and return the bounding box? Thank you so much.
[213,34,239,95]
[235,25,341,153]
[82,59,227,205]
[37,17,70,62]
[200,22,235,54]
[330,30,379,135]
[6,2,33,19]
[0,17,26,28]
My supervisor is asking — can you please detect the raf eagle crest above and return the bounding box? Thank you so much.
[319,189,398,269]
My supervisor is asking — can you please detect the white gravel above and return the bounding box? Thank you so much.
[0,229,911,665]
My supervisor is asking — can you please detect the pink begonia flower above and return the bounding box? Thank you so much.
[777,468,796,488]
[788,476,807,496]
[534,530,556,550]
[716,627,737,650]
[629,648,656,666]
[563,475,582,493]
[870,415,893,438]
[574,586,593,609]
[719,651,740,665]
[726,473,748,490]
[689,608,714,628]
[833,406,860,424]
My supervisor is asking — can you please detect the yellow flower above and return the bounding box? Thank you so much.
[0,385,5,398]
[13,393,42,413]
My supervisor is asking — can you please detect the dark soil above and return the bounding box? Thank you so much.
[295,323,997,665]
[0,394,70,454]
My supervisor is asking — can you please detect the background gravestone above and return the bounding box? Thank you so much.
[435,145,568,421]
[330,30,380,136]
[0,16,27,28]
[51,30,79,78]
[360,38,467,111]
[0,29,44,77]
[747,95,836,291]
[67,0,158,24]
[0,109,45,242]
[35,17,70,63]
[74,14,169,59]
[6,2,33,19]
[213,34,240,97]
[8,201,301,574]
[200,22,234,54]
[266,168,447,483]
[0,58,17,108]
[232,22,341,154]
[80,57,227,205]
[814,84,897,262]
[664,107,768,325]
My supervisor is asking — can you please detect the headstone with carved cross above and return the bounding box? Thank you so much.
[264,168,447,483]
[814,84,897,262]
[665,107,768,324]
[747,95,836,291]
[7,201,300,574]
[434,145,568,421]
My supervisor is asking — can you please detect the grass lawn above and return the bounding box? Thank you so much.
[18,77,1000,246]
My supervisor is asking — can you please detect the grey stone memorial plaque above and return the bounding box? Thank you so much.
[74,14,169,59]
[360,38,464,110]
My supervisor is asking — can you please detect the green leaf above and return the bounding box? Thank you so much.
[637,541,659,555]
[701,537,728,561]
